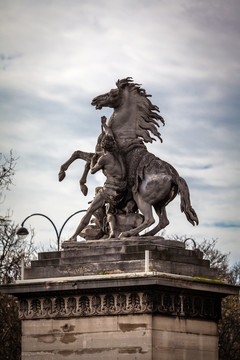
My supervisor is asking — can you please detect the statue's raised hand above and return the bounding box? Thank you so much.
[101,116,107,125]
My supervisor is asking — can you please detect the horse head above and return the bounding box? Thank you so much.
[91,87,121,110]
[91,77,135,110]
[92,77,165,144]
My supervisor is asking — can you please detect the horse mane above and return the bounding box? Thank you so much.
[116,77,165,143]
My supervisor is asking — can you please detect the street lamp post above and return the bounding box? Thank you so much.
[16,210,86,251]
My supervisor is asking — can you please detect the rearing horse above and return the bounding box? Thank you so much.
[91,77,199,237]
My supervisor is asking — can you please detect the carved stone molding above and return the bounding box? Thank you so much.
[18,290,221,320]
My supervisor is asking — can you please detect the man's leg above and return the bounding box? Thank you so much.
[68,193,105,241]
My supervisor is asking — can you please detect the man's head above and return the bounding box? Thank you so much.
[101,134,115,151]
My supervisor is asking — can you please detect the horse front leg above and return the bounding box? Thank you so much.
[58,151,79,182]
[58,150,93,182]
[79,162,90,196]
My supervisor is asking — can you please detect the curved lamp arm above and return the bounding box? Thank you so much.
[58,210,86,243]
[21,213,59,240]
[17,210,86,251]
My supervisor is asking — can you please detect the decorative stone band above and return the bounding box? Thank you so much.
[19,290,221,320]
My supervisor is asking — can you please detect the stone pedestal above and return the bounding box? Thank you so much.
[1,237,238,359]
[24,236,217,279]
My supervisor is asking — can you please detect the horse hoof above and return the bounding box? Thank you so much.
[80,184,88,196]
[58,171,66,182]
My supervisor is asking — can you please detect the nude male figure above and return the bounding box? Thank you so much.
[68,120,127,241]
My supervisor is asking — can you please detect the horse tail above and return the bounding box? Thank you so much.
[176,176,199,226]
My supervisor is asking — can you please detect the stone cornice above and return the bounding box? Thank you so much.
[2,272,239,321]
[18,289,222,320]
[2,272,238,297]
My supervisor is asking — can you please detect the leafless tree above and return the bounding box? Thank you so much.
[0,150,16,204]
[0,152,36,360]
[219,261,240,360]
[169,234,240,360]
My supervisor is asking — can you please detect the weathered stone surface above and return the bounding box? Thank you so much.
[21,314,219,360]
[22,315,152,360]
[23,237,217,280]
[152,316,218,360]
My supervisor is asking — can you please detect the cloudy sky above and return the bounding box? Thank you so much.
[1,0,239,265]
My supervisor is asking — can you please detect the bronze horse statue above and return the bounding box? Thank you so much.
[91,77,198,237]
[59,77,198,239]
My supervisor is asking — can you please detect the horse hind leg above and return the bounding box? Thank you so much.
[119,193,155,238]
[144,206,169,237]
[143,181,178,237]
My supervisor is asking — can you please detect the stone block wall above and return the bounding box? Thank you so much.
[22,314,218,360]
[152,316,218,360]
